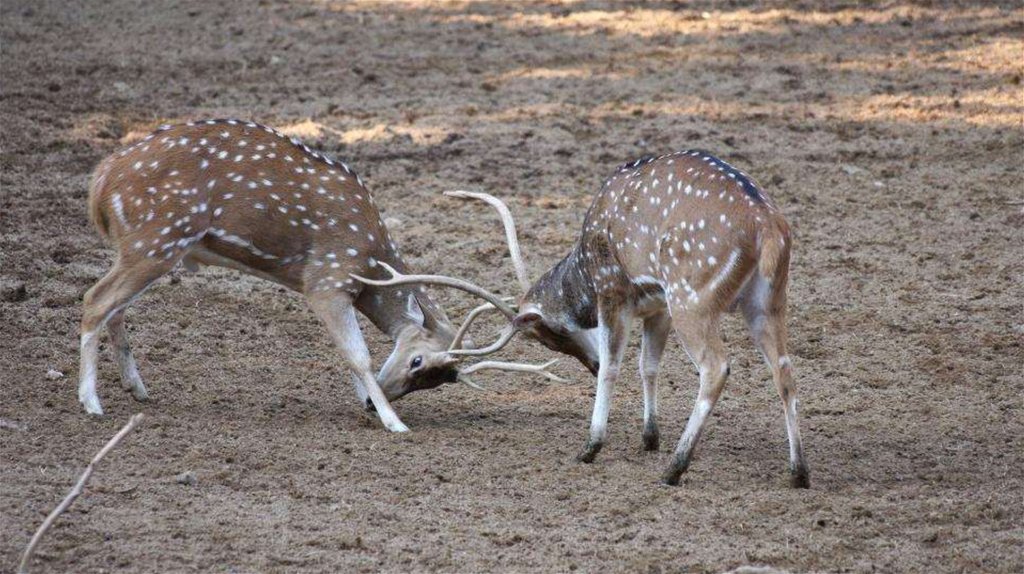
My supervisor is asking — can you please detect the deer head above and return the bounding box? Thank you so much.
[367,291,460,403]
[512,261,601,376]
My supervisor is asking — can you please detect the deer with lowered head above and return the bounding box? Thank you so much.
[354,151,810,486]
[79,119,561,432]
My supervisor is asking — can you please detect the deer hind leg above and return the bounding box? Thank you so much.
[639,311,671,451]
[742,275,809,488]
[306,292,409,433]
[577,302,633,463]
[107,310,148,401]
[79,256,179,415]
[662,310,730,485]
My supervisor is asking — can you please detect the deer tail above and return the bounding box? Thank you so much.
[87,160,113,242]
[757,217,792,311]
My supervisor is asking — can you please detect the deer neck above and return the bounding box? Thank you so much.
[535,243,598,330]
[354,253,453,341]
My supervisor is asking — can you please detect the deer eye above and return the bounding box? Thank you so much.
[410,356,423,370]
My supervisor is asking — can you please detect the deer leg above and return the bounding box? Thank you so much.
[639,311,671,452]
[107,310,148,402]
[348,372,370,407]
[79,257,174,415]
[307,293,409,433]
[662,311,730,485]
[742,279,809,488]
[577,303,633,463]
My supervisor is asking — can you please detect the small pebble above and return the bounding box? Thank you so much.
[175,471,198,486]
[46,369,64,380]
[1,280,27,302]
[0,418,27,432]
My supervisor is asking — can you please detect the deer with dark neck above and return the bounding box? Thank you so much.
[356,151,810,487]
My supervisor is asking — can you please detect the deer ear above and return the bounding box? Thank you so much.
[412,290,457,341]
[513,310,543,330]
[404,292,425,326]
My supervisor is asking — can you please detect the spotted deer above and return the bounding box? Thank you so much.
[80,119,560,432]
[355,151,810,486]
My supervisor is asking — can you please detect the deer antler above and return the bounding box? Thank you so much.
[447,325,517,357]
[445,191,530,294]
[352,263,521,356]
[456,355,565,392]
[458,375,487,391]
[351,262,518,319]
[449,300,512,352]
[461,359,566,383]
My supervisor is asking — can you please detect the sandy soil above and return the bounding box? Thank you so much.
[2,1,1022,572]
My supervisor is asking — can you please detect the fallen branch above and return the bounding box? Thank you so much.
[18,413,144,574]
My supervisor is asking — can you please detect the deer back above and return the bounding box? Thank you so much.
[90,120,404,294]
[531,150,790,315]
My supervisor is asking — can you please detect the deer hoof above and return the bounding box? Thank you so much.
[575,441,602,463]
[642,428,660,452]
[661,455,689,485]
[80,395,104,416]
[661,467,684,486]
[386,421,410,433]
[790,466,811,489]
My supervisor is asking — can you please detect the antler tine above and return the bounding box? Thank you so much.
[460,359,567,383]
[444,191,530,294]
[447,325,517,357]
[449,299,513,352]
[351,262,517,320]
[458,375,487,391]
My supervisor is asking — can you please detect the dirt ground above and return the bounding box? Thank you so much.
[2,1,1022,572]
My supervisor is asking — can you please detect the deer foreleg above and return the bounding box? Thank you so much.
[308,293,409,433]
[577,302,633,463]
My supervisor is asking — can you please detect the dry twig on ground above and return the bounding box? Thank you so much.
[18,413,144,574]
